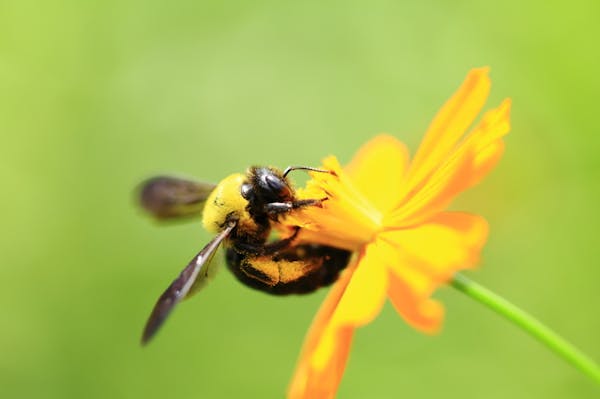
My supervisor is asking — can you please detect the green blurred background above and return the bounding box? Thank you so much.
[1,1,598,398]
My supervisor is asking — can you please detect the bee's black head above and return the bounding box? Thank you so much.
[244,166,294,204]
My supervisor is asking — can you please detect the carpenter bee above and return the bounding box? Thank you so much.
[138,166,352,344]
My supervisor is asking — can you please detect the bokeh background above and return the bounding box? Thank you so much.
[1,1,599,398]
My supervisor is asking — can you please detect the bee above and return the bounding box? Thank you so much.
[138,166,352,344]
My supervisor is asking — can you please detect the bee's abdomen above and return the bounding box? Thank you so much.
[225,245,352,295]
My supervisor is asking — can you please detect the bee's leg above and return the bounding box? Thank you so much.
[225,248,277,289]
[232,227,300,256]
[262,226,300,254]
[264,197,328,217]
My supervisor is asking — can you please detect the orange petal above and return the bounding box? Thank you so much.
[288,244,388,398]
[374,237,443,333]
[388,99,511,227]
[380,212,488,332]
[312,243,388,369]
[387,269,444,334]
[288,262,358,399]
[463,98,512,187]
[382,212,488,281]
[405,67,491,194]
[344,135,409,213]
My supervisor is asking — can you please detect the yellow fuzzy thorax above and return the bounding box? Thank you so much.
[202,173,259,234]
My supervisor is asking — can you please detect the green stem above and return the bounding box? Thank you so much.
[451,273,600,384]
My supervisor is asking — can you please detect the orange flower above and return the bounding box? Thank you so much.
[284,68,511,398]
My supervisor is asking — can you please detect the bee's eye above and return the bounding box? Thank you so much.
[241,183,253,200]
[263,174,285,191]
[262,174,292,199]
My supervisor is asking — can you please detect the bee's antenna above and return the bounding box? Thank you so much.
[282,166,336,178]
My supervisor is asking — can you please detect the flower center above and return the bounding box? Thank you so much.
[284,158,383,252]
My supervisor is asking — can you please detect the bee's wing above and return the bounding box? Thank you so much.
[138,175,216,220]
[141,222,235,345]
